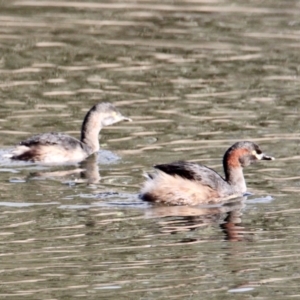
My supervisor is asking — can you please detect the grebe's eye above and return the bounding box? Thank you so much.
[251,150,264,160]
[256,148,262,155]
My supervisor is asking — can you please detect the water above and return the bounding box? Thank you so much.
[0,0,299,298]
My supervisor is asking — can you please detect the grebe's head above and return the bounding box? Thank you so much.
[92,102,132,127]
[223,141,274,168]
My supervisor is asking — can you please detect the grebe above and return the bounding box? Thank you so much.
[140,141,274,205]
[9,102,131,164]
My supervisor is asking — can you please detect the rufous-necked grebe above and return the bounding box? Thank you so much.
[140,141,274,206]
[9,102,132,164]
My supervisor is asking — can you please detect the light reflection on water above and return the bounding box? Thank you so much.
[0,0,299,298]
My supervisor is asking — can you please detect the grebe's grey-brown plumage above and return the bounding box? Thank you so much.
[10,103,131,164]
[140,141,274,206]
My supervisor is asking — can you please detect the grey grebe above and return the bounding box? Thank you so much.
[140,141,274,206]
[10,102,132,164]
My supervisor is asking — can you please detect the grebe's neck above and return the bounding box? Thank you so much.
[224,166,246,193]
[223,148,247,193]
[80,110,102,154]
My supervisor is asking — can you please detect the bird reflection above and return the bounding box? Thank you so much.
[220,206,245,242]
[145,197,246,241]
[29,152,101,184]
[80,153,101,184]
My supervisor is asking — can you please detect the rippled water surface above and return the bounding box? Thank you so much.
[0,0,300,298]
